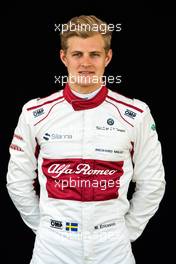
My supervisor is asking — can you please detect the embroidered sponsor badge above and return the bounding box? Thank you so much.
[33,108,44,118]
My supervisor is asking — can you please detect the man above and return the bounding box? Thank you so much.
[7,15,165,264]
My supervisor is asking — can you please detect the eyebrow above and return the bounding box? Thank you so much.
[71,51,103,54]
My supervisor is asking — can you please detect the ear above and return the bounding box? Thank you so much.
[105,49,112,67]
[60,49,68,67]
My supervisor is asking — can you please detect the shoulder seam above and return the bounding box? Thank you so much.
[107,95,143,113]
[27,95,64,111]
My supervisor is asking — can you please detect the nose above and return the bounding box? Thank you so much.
[80,54,92,67]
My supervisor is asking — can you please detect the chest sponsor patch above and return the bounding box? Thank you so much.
[42,158,124,202]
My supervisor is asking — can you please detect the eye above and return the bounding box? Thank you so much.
[72,53,82,57]
[90,53,101,57]
[91,53,100,57]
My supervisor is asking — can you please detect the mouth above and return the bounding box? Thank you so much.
[78,71,95,75]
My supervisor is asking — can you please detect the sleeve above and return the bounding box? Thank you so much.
[125,105,165,242]
[6,104,40,233]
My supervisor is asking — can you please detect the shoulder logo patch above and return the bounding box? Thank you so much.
[33,108,44,118]
[151,123,156,131]
[124,109,137,119]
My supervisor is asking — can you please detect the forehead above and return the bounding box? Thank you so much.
[67,34,105,52]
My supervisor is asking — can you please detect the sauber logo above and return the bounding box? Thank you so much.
[47,163,117,178]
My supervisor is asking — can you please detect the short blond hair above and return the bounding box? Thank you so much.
[60,15,112,53]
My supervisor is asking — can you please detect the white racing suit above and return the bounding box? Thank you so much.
[7,84,165,264]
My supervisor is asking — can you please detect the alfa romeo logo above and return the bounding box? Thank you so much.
[107,118,114,126]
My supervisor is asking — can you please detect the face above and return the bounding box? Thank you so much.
[60,34,112,93]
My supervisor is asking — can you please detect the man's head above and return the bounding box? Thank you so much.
[60,15,112,53]
[60,15,113,93]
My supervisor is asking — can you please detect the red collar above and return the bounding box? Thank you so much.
[63,83,108,111]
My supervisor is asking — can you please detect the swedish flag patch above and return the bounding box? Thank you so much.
[66,222,78,232]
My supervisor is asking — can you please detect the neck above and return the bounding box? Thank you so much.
[68,82,103,94]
